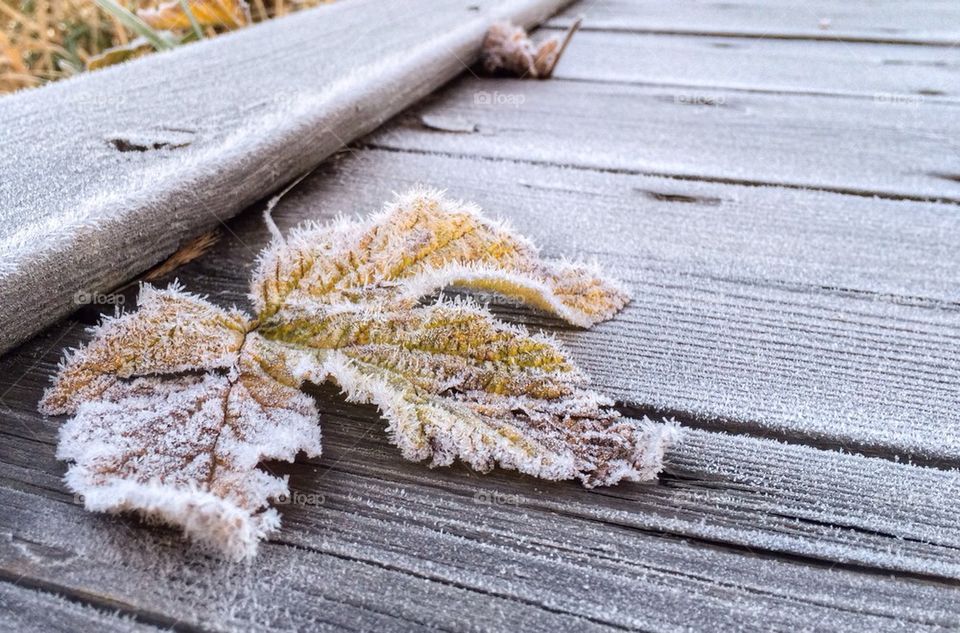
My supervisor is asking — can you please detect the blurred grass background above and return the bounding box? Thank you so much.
[0,0,330,94]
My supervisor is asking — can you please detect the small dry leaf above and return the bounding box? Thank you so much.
[86,38,155,71]
[42,188,676,559]
[480,21,567,78]
[138,0,251,31]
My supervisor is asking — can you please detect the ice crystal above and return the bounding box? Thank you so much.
[41,187,676,559]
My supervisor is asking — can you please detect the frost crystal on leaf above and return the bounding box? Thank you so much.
[41,286,321,560]
[41,187,677,559]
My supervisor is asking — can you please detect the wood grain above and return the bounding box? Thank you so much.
[0,0,573,356]
[2,306,960,583]
[314,398,960,583]
[210,147,959,465]
[547,29,960,99]
[3,0,959,627]
[17,144,950,463]
[0,582,160,633]
[549,0,960,46]
[2,413,959,631]
[368,77,960,202]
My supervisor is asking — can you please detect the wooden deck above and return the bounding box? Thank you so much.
[3,0,960,630]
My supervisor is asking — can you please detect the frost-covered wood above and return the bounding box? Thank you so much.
[0,0,574,356]
[2,431,959,631]
[41,190,674,558]
[317,405,960,581]
[548,29,960,99]
[9,326,960,580]
[250,148,960,465]
[0,582,160,633]
[369,77,960,201]
[549,0,960,45]
[3,0,960,626]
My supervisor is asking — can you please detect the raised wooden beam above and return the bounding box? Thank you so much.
[0,0,572,356]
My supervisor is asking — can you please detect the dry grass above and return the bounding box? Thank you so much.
[0,0,329,94]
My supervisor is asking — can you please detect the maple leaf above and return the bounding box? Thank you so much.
[41,188,677,559]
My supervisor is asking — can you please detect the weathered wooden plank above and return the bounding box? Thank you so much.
[368,77,960,202]
[549,0,960,46]
[0,0,573,356]
[0,489,609,632]
[2,197,959,626]
[0,426,614,631]
[11,146,954,463]
[3,317,960,583]
[2,426,959,632]
[193,147,958,465]
[548,29,960,99]
[300,400,960,582]
[2,2,957,628]
[0,582,159,633]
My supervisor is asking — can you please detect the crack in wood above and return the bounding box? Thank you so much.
[358,143,960,206]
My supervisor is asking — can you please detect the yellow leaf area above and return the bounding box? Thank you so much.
[86,40,154,71]
[138,0,251,30]
[253,188,629,326]
[40,188,676,559]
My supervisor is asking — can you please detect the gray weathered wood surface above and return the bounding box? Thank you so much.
[278,149,960,465]
[369,78,960,201]
[0,582,154,633]
[547,29,960,99]
[0,0,572,356]
[2,0,959,630]
[548,0,960,45]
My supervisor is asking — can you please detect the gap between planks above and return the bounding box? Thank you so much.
[361,143,960,207]
[546,26,960,48]
[0,578,166,633]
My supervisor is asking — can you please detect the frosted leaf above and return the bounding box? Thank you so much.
[480,21,561,78]
[138,0,251,30]
[262,300,674,486]
[43,187,674,558]
[56,333,320,560]
[41,286,320,560]
[251,187,629,326]
[41,283,249,415]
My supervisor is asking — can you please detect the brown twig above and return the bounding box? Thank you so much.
[142,231,221,282]
[541,15,582,79]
